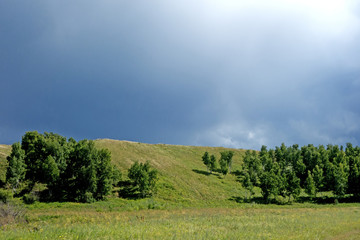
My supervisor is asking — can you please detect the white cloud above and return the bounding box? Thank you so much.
[193,121,271,149]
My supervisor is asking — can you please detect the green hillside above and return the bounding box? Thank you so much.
[0,144,11,183]
[95,139,246,204]
[0,140,246,204]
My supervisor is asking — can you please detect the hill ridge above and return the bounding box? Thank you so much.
[0,139,246,204]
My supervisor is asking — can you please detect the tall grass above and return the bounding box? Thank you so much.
[1,206,360,239]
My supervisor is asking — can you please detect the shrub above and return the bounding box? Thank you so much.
[22,193,37,204]
[0,202,26,227]
[75,191,95,203]
[275,195,287,205]
[0,189,13,203]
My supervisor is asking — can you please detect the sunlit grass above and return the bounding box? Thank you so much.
[2,205,360,239]
[95,139,246,203]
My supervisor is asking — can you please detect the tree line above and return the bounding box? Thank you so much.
[4,131,157,203]
[240,143,360,202]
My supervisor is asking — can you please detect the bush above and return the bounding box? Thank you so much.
[0,189,13,203]
[75,191,95,203]
[275,195,287,205]
[0,202,26,227]
[23,193,36,204]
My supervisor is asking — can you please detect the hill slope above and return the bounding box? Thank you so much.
[0,144,11,183]
[95,139,246,203]
[0,140,247,204]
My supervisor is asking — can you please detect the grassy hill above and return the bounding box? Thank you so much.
[0,144,11,183]
[0,139,246,204]
[95,139,246,205]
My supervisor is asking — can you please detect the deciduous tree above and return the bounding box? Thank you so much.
[6,143,26,193]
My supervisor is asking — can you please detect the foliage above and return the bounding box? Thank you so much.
[6,142,26,193]
[23,193,37,204]
[304,171,316,198]
[5,131,115,202]
[0,189,13,203]
[219,157,228,176]
[220,151,234,174]
[202,152,210,173]
[240,143,360,203]
[128,161,158,197]
[209,154,217,173]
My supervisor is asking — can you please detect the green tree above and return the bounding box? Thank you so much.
[241,150,262,196]
[15,132,114,202]
[285,170,301,201]
[94,149,113,200]
[6,142,26,193]
[348,155,360,195]
[242,170,255,201]
[202,152,210,173]
[220,151,234,174]
[259,170,281,202]
[42,155,60,187]
[128,161,158,197]
[312,165,324,192]
[111,166,122,187]
[219,157,228,176]
[305,171,316,199]
[209,154,217,174]
[333,163,348,198]
[68,140,113,202]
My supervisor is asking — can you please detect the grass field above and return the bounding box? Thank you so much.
[1,140,360,239]
[1,202,360,239]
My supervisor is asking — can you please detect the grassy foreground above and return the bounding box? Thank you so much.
[1,203,360,239]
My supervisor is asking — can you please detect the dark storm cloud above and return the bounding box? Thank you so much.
[1,0,360,149]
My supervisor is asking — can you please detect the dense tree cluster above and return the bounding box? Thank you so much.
[241,143,360,202]
[4,131,159,203]
[6,131,118,202]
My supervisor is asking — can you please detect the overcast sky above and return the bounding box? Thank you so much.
[1,0,360,149]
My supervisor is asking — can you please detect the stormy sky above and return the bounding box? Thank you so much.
[1,0,360,149]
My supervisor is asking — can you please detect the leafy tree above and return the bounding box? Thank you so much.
[68,140,108,202]
[259,170,281,202]
[333,163,348,198]
[111,166,122,187]
[42,155,60,192]
[220,151,234,174]
[242,170,255,201]
[8,131,115,202]
[241,150,262,187]
[94,149,113,200]
[219,157,228,176]
[202,152,210,173]
[209,154,217,174]
[128,161,158,197]
[305,171,316,198]
[312,165,324,192]
[348,155,360,196]
[6,143,26,193]
[284,170,301,201]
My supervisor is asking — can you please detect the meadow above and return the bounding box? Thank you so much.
[1,201,360,239]
[1,140,360,239]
